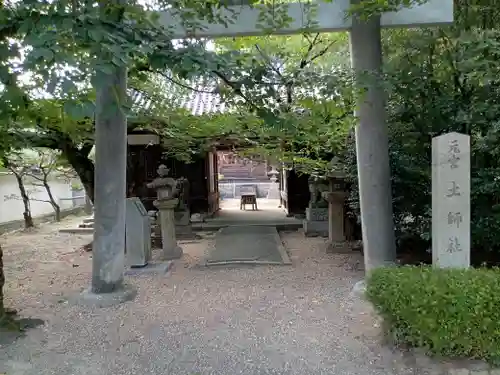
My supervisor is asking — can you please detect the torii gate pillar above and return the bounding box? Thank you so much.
[349,13,395,270]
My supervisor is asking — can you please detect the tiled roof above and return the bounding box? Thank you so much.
[129,68,341,117]
[130,76,227,116]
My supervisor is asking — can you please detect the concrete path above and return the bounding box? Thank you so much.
[206,226,291,265]
[194,199,302,231]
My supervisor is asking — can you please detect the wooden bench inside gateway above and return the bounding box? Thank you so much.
[240,194,258,211]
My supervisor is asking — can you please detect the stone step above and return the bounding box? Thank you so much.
[60,227,94,234]
[79,223,94,228]
[60,227,161,236]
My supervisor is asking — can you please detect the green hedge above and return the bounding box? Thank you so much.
[366,266,500,363]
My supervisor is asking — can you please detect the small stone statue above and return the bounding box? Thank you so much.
[147,164,178,201]
[308,177,321,206]
[308,176,328,208]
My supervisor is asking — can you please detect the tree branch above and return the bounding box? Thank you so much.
[212,70,257,110]
[157,72,216,94]
[299,33,320,69]
[301,39,337,69]
[254,43,283,79]
[26,174,44,183]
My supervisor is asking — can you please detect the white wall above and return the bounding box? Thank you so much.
[0,173,75,223]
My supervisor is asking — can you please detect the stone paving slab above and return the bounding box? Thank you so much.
[206,225,291,266]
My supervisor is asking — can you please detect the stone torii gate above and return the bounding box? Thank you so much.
[86,0,453,303]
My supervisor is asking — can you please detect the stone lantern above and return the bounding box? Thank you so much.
[321,171,349,252]
[267,166,279,182]
[146,165,183,260]
[266,166,280,200]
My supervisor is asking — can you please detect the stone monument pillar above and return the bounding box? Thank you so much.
[432,132,470,268]
[147,165,183,260]
[322,173,349,253]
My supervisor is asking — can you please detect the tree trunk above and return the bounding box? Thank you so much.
[14,173,34,228]
[23,212,34,228]
[21,131,96,204]
[43,180,61,221]
[81,178,95,206]
[62,148,95,204]
[54,205,61,221]
[0,244,4,318]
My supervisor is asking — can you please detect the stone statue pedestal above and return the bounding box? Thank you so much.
[303,206,329,237]
[303,179,329,237]
[154,198,183,260]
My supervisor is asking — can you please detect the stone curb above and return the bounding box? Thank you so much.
[273,230,292,265]
[1,207,86,235]
[446,369,500,375]
[394,343,498,375]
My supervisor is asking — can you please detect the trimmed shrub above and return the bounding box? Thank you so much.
[366,266,500,362]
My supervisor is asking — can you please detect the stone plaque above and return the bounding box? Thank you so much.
[126,197,152,267]
[432,132,470,268]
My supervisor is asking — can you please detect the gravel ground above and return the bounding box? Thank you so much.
[0,217,433,375]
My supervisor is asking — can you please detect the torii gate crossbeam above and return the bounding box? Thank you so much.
[157,0,452,39]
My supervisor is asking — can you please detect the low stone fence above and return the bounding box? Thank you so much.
[0,206,86,235]
[219,181,273,199]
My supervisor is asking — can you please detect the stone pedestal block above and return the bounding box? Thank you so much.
[267,182,281,200]
[175,210,190,226]
[154,198,183,260]
[303,207,328,237]
[175,209,198,239]
[306,207,328,221]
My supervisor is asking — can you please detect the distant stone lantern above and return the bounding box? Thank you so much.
[267,166,279,183]
[267,166,280,200]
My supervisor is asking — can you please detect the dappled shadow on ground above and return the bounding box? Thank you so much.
[0,314,45,347]
[0,217,443,375]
